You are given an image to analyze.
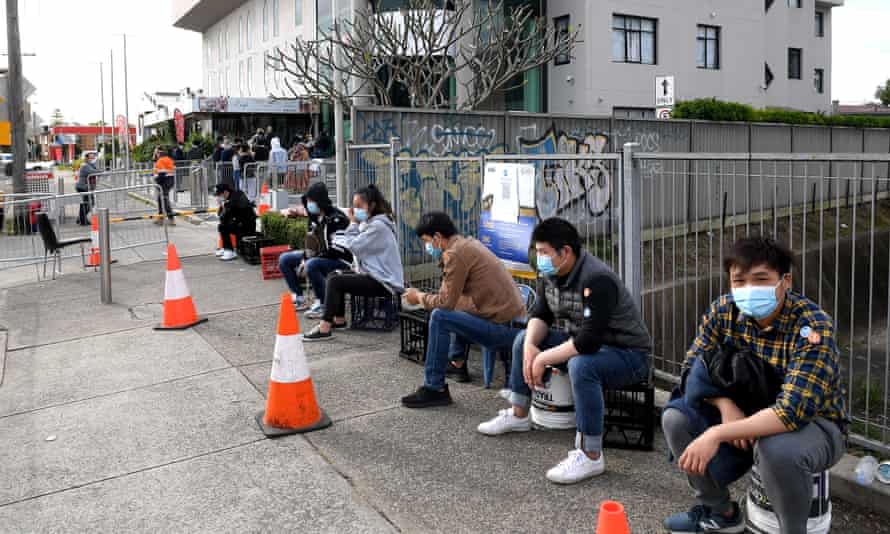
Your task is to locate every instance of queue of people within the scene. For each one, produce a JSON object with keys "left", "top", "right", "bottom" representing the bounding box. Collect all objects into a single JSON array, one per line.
[{"left": 250, "top": 177, "right": 848, "bottom": 533}]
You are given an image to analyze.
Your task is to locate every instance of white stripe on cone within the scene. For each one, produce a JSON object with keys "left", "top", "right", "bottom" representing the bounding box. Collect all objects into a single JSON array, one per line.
[
  {"left": 270, "top": 334, "right": 310, "bottom": 383},
  {"left": 91, "top": 230, "right": 98, "bottom": 248},
  {"left": 164, "top": 269, "right": 192, "bottom": 301}
]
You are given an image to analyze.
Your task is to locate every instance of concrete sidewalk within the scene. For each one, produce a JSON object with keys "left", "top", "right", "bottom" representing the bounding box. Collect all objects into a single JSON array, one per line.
[{"left": 0, "top": 240, "right": 888, "bottom": 533}]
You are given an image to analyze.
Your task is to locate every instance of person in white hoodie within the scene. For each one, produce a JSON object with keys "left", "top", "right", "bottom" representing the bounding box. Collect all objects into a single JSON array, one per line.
[
  {"left": 304, "top": 184, "right": 405, "bottom": 341},
  {"left": 269, "top": 137, "right": 288, "bottom": 187}
]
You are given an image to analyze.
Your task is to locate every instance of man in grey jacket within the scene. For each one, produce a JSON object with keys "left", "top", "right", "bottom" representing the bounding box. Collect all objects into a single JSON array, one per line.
[
  {"left": 477, "top": 218, "right": 651, "bottom": 485},
  {"left": 304, "top": 184, "right": 404, "bottom": 341},
  {"left": 76, "top": 152, "right": 100, "bottom": 225}
]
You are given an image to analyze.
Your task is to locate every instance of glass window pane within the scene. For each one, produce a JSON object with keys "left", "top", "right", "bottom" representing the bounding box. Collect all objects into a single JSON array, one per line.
[
  {"left": 641, "top": 19, "right": 654, "bottom": 32},
  {"left": 641, "top": 32, "right": 654, "bottom": 64},
  {"left": 629, "top": 32, "right": 641, "bottom": 61},
  {"left": 295, "top": 0, "right": 302, "bottom": 26},
  {"left": 273, "top": 0, "right": 280, "bottom": 36},
  {"left": 697, "top": 26, "right": 706, "bottom": 38},
  {"left": 612, "top": 30, "right": 626, "bottom": 61},
  {"left": 697, "top": 40, "right": 706, "bottom": 67},
  {"left": 612, "top": 16, "right": 624, "bottom": 30},
  {"left": 630, "top": 17, "right": 641, "bottom": 31},
  {"left": 708, "top": 27, "right": 717, "bottom": 39},
  {"left": 707, "top": 40, "right": 717, "bottom": 68}
]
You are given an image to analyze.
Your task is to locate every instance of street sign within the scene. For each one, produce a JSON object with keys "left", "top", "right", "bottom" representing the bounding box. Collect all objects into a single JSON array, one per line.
[
  {"left": 656, "top": 107, "right": 673, "bottom": 120},
  {"left": 655, "top": 76, "right": 675, "bottom": 107}
]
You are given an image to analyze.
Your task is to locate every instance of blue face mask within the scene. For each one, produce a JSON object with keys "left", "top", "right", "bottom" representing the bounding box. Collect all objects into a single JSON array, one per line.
[
  {"left": 306, "top": 201, "right": 320, "bottom": 215},
  {"left": 425, "top": 242, "right": 442, "bottom": 260},
  {"left": 536, "top": 253, "right": 562, "bottom": 278},
  {"left": 354, "top": 208, "right": 368, "bottom": 222},
  {"left": 732, "top": 280, "right": 783, "bottom": 319}
]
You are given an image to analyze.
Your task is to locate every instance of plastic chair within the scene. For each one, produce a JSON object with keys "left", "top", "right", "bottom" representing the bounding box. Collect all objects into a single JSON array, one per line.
[
  {"left": 482, "top": 283, "right": 537, "bottom": 388},
  {"left": 36, "top": 212, "right": 91, "bottom": 280}
]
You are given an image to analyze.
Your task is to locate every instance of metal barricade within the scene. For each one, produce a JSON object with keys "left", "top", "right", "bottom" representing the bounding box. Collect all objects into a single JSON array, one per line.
[
  {"left": 348, "top": 143, "right": 393, "bottom": 201},
  {"left": 1, "top": 184, "right": 168, "bottom": 275},
  {"left": 215, "top": 162, "right": 235, "bottom": 189}
]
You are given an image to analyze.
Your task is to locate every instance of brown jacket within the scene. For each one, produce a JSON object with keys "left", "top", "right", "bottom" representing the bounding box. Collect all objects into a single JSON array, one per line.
[{"left": 421, "top": 236, "right": 526, "bottom": 324}]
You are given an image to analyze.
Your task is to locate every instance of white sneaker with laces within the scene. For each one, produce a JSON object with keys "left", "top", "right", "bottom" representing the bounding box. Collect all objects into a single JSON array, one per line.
[
  {"left": 215, "top": 248, "right": 225, "bottom": 257},
  {"left": 545, "top": 449, "right": 604, "bottom": 485},
  {"left": 477, "top": 408, "right": 532, "bottom": 436},
  {"left": 221, "top": 250, "right": 237, "bottom": 261},
  {"left": 308, "top": 300, "right": 323, "bottom": 313}
]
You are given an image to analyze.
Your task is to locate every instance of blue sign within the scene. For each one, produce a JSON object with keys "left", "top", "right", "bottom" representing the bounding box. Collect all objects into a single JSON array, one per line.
[{"left": 479, "top": 211, "right": 535, "bottom": 265}]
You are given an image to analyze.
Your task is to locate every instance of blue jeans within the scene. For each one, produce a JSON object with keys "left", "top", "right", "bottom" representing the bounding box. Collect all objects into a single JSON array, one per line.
[
  {"left": 233, "top": 169, "right": 241, "bottom": 191},
  {"left": 278, "top": 250, "right": 306, "bottom": 296},
  {"left": 305, "top": 257, "right": 346, "bottom": 304},
  {"left": 424, "top": 309, "right": 523, "bottom": 390},
  {"left": 509, "top": 330, "right": 649, "bottom": 453}
]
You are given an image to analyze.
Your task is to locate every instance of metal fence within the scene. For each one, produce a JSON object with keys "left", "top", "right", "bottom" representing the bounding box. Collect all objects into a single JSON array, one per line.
[
  {"left": 348, "top": 143, "right": 395, "bottom": 200},
  {"left": 1, "top": 184, "right": 169, "bottom": 276}
]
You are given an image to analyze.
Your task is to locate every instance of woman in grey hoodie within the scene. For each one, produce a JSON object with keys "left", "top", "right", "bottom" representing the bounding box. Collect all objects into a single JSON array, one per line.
[{"left": 304, "top": 184, "right": 405, "bottom": 341}]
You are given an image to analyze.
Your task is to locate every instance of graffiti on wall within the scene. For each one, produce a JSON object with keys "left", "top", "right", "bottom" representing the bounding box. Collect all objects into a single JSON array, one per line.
[
  {"left": 359, "top": 113, "right": 506, "bottom": 157},
  {"left": 517, "top": 124, "right": 612, "bottom": 219}
]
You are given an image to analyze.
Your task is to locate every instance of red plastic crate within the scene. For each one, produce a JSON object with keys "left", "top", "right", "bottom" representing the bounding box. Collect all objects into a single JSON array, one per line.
[{"left": 260, "top": 245, "right": 290, "bottom": 280}]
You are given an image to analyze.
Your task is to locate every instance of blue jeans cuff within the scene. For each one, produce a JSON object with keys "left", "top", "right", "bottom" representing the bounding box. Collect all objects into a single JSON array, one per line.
[
  {"left": 575, "top": 432, "right": 603, "bottom": 453},
  {"left": 510, "top": 392, "right": 531, "bottom": 410}
]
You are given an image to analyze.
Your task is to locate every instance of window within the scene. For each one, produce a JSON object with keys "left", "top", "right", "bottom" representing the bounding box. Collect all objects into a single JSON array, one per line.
[
  {"left": 765, "top": 62, "right": 774, "bottom": 88},
  {"left": 815, "top": 11, "right": 825, "bottom": 37},
  {"left": 554, "top": 16, "right": 570, "bottom": 65},
  {"left": 814, "top": 68, "right": 824, "bottom": 93},
  {"left": 239, "top": 16, "right": 244, "bottom": 52},
  {"left": 263, "top": 1, "right": 269, "bottom": 41},
  {"left": 225, "top": 68, "right": 231, "bottom": 95},
  {"left": 247, "top": 10, "right": 253, "bottom": 49},
  {"left": 788, "top": 0, "right": 801, "bottom": 7},
  {"left": 696, "top": 25, "right": 720, "bottom": 69},
  {"left": 273, "top": 0, "right": 280, "bottom": 37},
  {"left": 294, "top": 0, "right": 303, "bottom": 26},
  {"left": 225, "top": 26, "right": 231, "bottom": 59},
  {"left": 206, "top": 39, "right": 212, "bottom": 65},
  {"left": 612, "top": 15, "right": 657, "bottom": 65},
  {"left": 239, "top": 60, "right": 245, "bottom": 96},
  {"left": 218, "top": 32, "right": 223, "bottom": 63},
  {"left": 788, "top": 48, "right": 802, "bottom": 79},
  {"left": 247, "top": 57, "right": 254, "bottom": 95},
  {"left": 317, "top": 0, "right": 333, "bottom": 36}
]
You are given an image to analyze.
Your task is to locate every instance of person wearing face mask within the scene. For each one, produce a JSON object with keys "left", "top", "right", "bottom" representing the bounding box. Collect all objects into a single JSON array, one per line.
[
  {"left": 661, "top": 237, "right": 847, "bottom": 534},
  {"left": 303, "top": 184, "right": 404, "bottom": 341},
  {"left": 76, "top": 151, "right": 100, "bottom": 225},
  {"left": 277, "top": 182, "right": 352, "bottom": 312},
  {"left": 399, "top": 212, "right": 526, "bottom": 407},
  {"left": 476, "top": 217, "right": 651, "bottom": 485}
]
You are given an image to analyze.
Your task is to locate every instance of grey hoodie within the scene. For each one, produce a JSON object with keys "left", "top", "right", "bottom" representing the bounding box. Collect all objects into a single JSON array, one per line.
[
  {"left": 77, "top": 160, "right": 100, "bottom": 190},
  {"left": 340, "top": 214, "right": 405, "bottom": 293}
]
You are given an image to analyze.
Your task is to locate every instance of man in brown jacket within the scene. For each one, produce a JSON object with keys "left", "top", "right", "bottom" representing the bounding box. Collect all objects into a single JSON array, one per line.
[{"left": 401, "top": 212, "right": 526, "bottom": 408}]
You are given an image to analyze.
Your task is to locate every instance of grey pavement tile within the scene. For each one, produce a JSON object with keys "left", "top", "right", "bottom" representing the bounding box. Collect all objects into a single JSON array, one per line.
[
  {"left": 0, "top": 438, "right": 397, "bottom": 534},
  {"left": 0, "top": 328, "right": 230, "bottom": 416},
  {"left": 0, "top": 368, "right": 264, "bottom": 505}
]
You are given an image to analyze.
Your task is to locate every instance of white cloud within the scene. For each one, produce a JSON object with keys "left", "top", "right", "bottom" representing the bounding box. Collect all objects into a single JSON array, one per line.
[{"left": 832, "top": 0, "right": 890, "bottom": 103}]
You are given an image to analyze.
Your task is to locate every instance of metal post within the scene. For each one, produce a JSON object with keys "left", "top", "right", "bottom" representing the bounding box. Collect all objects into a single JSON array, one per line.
[
  {"left": 99, "top": 62, "right": 106, "bottom": 159},
  {"left": 389, "top": 136, "right": 401, "bottom": 220},
  {"left": 621, "top": 142, "right": 642, "bottom": 306},
  {"left": 122, "top": 34, "right": 131, "bottom": 170},
  {"left": 98, "top": 208, "right": 112, "bottom": 303},
  {"left": 5, "top": 0, "right": 25, "bottom": 195},
  {"left": 110, "top": 50, "right": 117, "bottom": 169}
]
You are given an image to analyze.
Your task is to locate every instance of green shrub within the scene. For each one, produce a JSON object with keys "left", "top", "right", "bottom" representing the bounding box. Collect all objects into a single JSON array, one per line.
[
  {"left": 261, "top": 212, "right": 308, "bottom": 249},
  {"left": 674, "top": 98, "right": 890, "bottom": 129}
]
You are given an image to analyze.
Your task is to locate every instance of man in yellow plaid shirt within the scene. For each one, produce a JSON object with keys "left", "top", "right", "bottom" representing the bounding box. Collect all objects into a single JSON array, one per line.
[{"left": 663, "top": 236, "right": 848, "bottom": 534}]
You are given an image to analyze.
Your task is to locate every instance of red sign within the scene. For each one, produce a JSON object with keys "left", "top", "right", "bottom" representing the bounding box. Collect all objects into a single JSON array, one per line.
[
  {"left": 67, "top": 144, "right": 75, "bottom": 161},
  {"left": 174, "top": 108, "right": 185, "bottom": 144}
]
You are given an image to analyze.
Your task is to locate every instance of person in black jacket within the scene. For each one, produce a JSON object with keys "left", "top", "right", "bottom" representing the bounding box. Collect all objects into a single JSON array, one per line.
[
  {"left": 214, "top": 183, "right": 256, "bottom": 262},
  {"left": 278, "top": 182, "right": 352, "bottom": 313},
  {"left": 187, "top": 140, "right": 204, "bottom": 161},
  {"left": 211, "top": 136, "right": 225, "bottom": 163}
]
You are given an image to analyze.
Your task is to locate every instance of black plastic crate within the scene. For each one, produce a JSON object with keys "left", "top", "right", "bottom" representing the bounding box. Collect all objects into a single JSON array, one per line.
[
  {"left": 239, "top": 235, "right": 273, "bottom": 265},
  {"left": 602, "top": 383, "right": 656, "bottom": 451},
  {"left": 350, "top": 294, "right": 399, "bottom": 331},
  {"left": 399, "top": 310, "right": 428, "bottom": 363}
]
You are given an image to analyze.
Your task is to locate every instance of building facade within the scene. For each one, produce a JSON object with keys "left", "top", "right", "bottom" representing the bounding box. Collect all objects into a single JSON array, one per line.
[{"left": 173, "top": 0, "right": 842, "bottom": 117}]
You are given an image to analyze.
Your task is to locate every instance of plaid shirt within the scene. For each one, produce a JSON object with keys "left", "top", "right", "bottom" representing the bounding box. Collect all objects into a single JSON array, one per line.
[{"left": 686, "top": 291, "right": 848, "bottom": 432}]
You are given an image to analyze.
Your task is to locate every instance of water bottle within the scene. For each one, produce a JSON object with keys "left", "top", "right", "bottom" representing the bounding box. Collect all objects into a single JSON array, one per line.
[{"left": 854, "top": 455, "right": 879, "bottom": 485}]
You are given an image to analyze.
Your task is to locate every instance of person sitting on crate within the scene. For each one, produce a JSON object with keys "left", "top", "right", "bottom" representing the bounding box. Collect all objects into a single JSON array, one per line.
[
  {"left": 303, "top": 184, "right": 404, "bottom": 341},
  {"left": 661, "top": 237, "right": 848, "bottom": 534},
  {"left": 214, "top": 183, "right": 256, "bottom": 262},
  {"left": 153, "top": 150, "right": 177, "bottom": 226},
  {"left": 475, "top": 218, "right": 651, "bottom": 485},
  {"left": 399, "top": 211, "right": 527, "bottom": 407},
  {"left": 278, "top": 182, "right": 352, "bottom": 313}
]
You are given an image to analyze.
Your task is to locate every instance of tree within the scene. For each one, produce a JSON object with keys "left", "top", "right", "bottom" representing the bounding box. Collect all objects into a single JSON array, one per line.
[
  {"left": 50, "top": 108, "right": 64, "bottom": 126},
  {"left": 267, "top": 0, "right": 581, "bottom": 110},
  {"left": 876, "top": 79, "right": 890, "bottom": 107}
]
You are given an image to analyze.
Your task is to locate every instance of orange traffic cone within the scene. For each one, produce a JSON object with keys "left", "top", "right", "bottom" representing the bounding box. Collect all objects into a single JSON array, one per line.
[
  {"left": 86, "top": 214, "right": 100, "bottom": 268},
  {"left": 154, "top": 243, "right": 208, "bottom": 330},
  {"left": 257, "top": 181, "right": 270, "bottom": 216},
  {"left": 255, "top": 293, "right": 331, "bottom": 437},
  {"left": 595, "top": 501, "right": 630, "bottom": 534}
]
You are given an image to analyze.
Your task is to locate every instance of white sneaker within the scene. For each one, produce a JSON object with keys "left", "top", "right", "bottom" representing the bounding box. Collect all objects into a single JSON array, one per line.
[
  {"left": 308, "top": 299, "right": 323, "bottom": 313},
  {"left": 477, "top": 408, "right": 532, "bottom": 436},
  {"left": 305, "top": 303, "right": 325, "bottom": 319},
  {"left": 545, "top": 449, "right": 605, "bottom": 484},
  {"left": 220, "top": 250, "right": 237, "bottom": 261},
  {"left": 215, "top": 248, "right": 225, "bottom": 257},
  {"left": 498, "top": 388, "right": 511, "bottom": 401}
]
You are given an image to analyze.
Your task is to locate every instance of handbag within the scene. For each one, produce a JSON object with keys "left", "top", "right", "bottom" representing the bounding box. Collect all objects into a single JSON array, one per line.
[{"left": 702, "top": 344, "right": 783, "bottom": 415}]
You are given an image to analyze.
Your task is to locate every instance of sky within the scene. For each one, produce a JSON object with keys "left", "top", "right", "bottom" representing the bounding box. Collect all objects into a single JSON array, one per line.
[{"left": 0, "top": 0, "right": 887, "bottom": 124}]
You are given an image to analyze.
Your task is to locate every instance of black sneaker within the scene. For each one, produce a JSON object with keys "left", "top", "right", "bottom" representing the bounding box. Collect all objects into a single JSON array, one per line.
[
  {"left": 303, "top": 325, "right": 334, "bottom": 342},
  {"left": 401, "top": 385, "right": 453, "bottom": 408},
  {"left": 445, "top": 361, "right": 471, "bottom": 383}
]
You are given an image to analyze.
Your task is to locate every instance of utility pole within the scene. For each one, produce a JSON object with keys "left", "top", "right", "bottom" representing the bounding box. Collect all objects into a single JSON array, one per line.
[
  {"left": 110, "top": 49, "right": 116, "bottom": 168},
  {"left": 99, "top": 62, "right": 106, "bottom": 162},
  {"left": 332, "top": 0, "right": 346, "bottom": 207},
  {"left": 122, "top": 34, "right": 131, "bottom": 170},
  {"left": 6, "top": 0, "right": 26, "bottom": 194}
]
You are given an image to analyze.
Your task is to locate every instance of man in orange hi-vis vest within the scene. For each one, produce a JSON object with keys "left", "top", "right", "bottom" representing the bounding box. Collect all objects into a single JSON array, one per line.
[{"left": 154, "top": 149, "right": 176, "bottom": 225}]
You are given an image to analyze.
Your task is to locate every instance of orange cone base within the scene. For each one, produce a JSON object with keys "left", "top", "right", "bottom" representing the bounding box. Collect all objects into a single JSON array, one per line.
[
  {"left": 154, "top": 316, "right": 208, "bottom": 331},
  {"left": 255, "top": 409, "right": 331, "bottom": 437}
]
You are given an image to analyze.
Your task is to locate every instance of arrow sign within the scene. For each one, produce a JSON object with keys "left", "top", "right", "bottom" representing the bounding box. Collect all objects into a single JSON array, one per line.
[{"left": 655, "top": 76, "right": 675, "bottom": 107}]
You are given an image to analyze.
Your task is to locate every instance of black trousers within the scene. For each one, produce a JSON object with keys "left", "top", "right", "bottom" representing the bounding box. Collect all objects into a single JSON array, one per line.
[
  {"left": 322, "top": 272, "right": 390, "bottom": 322},
  {"left": 156, "top": 175, "right": 174, "bottom": 219},
  {"left": 76, "top": 186, "right": 93, "bottom": 225},
  {"left": 218, "top": 221, "right": 245, "bottom": 250}
]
